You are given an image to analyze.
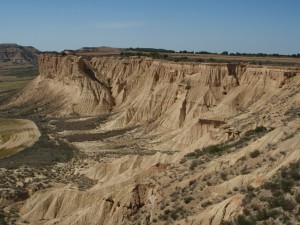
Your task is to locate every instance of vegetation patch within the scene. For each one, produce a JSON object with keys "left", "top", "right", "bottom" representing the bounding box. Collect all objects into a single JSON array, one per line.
[
  {"left": 158, "top": 206, "right": 187, "bottom": 221},
  {"left": 185, "top": 126, "right": 270, "bottom": 159},
  {"left": 222, "top": 159, "right": 300, "bottom": 224},
  {"left": 249, "top": 150, "right": 260, "bottom": 158},
  {"left": 0, "top": 67, "right": 38, "bottom": 78}
]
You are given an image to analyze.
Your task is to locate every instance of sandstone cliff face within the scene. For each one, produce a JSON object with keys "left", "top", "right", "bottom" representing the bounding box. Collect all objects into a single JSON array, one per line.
[
  {"left": 28, "top": 55, "right": 300, "bottom": 122},
  {"left": 16, "top": 153, "right": 169, "bottom": 225},
  {"left": 10, "top": 55, "right": 300, "bottom": 150},
  {"left": 5, "top": 55, "right": 300, "bottom": 225},
  {"left": 11, "top": 55, "right": 115, "bottom": 116}
]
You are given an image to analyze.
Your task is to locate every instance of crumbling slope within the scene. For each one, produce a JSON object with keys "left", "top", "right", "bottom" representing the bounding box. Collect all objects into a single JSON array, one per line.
[
  {"left": 8, "top": 55, "right": 300, "bottom": 151},
  {"left": 2, "top": 55, "right": 300, "bottom": 225}
]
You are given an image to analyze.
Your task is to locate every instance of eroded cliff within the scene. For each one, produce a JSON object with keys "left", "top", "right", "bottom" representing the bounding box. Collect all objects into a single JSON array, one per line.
[
  {"left": 9, "top": 55, "right": 300, "bottom": 151},
  {"left": 2, "top": 55, "right": 300, "bottom": 225}
]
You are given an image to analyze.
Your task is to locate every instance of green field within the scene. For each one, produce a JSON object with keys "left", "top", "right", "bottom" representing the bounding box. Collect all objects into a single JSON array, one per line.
[
  {"left": 0, "top": 66, "right": 38, "bottom": 92},
  {"left": 0, "top": 65, "right": 40, "bottom": 158}
]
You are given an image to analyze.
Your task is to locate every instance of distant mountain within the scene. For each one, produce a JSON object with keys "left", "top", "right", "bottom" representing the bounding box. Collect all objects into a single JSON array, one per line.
[{"left": 0, "top": 43, "right": 40, "bottom": 66}]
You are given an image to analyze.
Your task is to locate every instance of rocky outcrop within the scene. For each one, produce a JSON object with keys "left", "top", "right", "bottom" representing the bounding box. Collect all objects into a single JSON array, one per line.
[
  {"left": 3, "top": 55, "right": 300, "bottom": 225},
  {"left": 15, "top": 153, "right": 168, "bottom": 225},
  {"left": 8, "top": 55, "right": 300, "bottom": 150},
  {"left": 10, "top": 55, "right": 115, "bottom": 116},
  {"left": 35, "top": 56, "right": 299, "bottom": 125},
  {"left": 0, "top": 44, "right": 40, "bottom": 65}
]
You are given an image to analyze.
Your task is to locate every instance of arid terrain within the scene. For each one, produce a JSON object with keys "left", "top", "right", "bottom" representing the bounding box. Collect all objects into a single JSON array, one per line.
[
  {"left": 0, "top": 48, "right": 300, "bottom": 225},
  {"left": 0, "top": 44, "right": 39, "bottom": 67}
]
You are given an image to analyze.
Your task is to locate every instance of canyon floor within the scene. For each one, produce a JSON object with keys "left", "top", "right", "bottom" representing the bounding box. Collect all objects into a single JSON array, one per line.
[{"left": 0, "top": 54, "right": 300, "bottom": 225}]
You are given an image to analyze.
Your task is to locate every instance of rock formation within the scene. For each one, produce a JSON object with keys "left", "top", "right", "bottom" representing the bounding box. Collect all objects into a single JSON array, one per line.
[
  {"left": 0, "top": 44, "right": 40, "bottom": 66},
  {"left": 1, "top": 54, "right": 300, "bottom": 224},
  {"left": 10, "top": 55, "right": 300, "bottom": 150}
]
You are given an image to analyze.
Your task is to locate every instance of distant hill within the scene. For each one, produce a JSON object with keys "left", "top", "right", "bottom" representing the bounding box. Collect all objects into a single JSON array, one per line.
[
  {"left": 0, "top": 44, "right": 40, "bottom": 66},
  {"left": 75, "top": 46, "right": 122, "bottom": 56}
]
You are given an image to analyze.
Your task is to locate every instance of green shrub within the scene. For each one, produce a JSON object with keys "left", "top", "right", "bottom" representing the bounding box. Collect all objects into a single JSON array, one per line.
[
  {"left": 158, "top": 214, "right": 169, "bottom": 221},
  {"left": 185, "top": 149, "right": 204, "bottom": 158},
  {"left": 256, "top": 208, "right": 269, "bottom": 221},
  {"left": 246, "top": 185, "right": 255, "bottom": 192},
  {"left": 220, "top": 221, "right": 233, "bottom": 225},
  {"left": 235, "top": 215, "right": 253, "bottom": 225},
  {"left": 189, "top": 179, "right": 196, "bottom": 186},
  {"left": 201, "top": 200, "right": 212, "bottom": 207},
  {"left": 245, "top": 126, "right": 268, "bottom": 137},
  {"left": 170, "top": 210, "right": 178, "bottom": 220},
  {"left": 184, "top": 196, "right": 193, "bottom": 204},
  {"left": 220, "top": 172, "right": 228, "bottom": 180},
  {"left": 250, "top": 150, "right": 260, "bottom": 158},
  {"left": 268, "top": 209, "right": 280, "bottom": 219},
  {"left": 295, "top": 194, "right": 300, "bottom": 203},
  {"left": 203, "top": 144, "right": 228, "bottom": 154},
  {"left": 262, "top": 181, "right": 278, "bottom": 192},
  {"left": 254, "top": 126, "right": 268, "bottom": 133},
  {"left": 233, "top": 187, "right": 239, "bottom": 192},
  {"left": 280, "top": 179, "right": 294, "bottom": 193},
  {"left": 270, "top": 195, "right": 296, "bottom": 211},
  {"left": 255, "top": 208, "right": 280, "bottom": 221},
  {"left": 241, "top": 165, "right": 249, "bottom": 175},
  {"left": 150, "top": 52, "right": 160, "bottom": 58},
  {"left": 189, "top": 159, "right": 204, "bottom": 170},
  {"left": 160, "top": 207, "right": 186, "bottom": 221}
]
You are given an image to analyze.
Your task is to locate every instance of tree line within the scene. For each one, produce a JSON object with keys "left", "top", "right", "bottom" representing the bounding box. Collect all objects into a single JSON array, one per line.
[{"left": 125, "top": 48, "right": 300, "bottom": 58}]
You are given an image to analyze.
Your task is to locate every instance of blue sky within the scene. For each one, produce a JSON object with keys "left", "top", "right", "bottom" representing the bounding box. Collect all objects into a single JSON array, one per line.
[{"left": 1, "top": 0, "right": 300, "bottom": 54}]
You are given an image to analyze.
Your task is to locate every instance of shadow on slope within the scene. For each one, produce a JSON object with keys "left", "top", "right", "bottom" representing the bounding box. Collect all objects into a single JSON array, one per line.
[{"left": 0, "top": 123, "right": 76, "bottom": 169}]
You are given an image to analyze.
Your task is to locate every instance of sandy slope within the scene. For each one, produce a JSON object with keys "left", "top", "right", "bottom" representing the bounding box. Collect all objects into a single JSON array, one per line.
[
  {"left": 0, "top": 119, "right": 40, "bottom": 158},
  {"left": 1, "top": 55, "right": 300, "bottom": 224}
]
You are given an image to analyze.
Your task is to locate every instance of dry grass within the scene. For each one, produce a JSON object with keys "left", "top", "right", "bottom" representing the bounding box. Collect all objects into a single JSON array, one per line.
[
  {"left": 0, "top": 79, "right": 31, "bottom": 92},
  {"left": 0, "top": 67, "right": 38, "bottom": 92},
  {"left": 0, "top": 118, "right": 19, "bottom": 126}
]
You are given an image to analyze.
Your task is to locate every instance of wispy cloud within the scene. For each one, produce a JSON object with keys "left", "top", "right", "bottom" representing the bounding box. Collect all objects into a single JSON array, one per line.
[{"left": 92, "top": 21, "right": 144, "bottom": 29}]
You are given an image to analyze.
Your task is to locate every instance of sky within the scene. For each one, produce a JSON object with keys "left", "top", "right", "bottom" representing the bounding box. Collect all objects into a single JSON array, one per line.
[{"left": 1, "top": 0, "right": 300, "bottom": 54}]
